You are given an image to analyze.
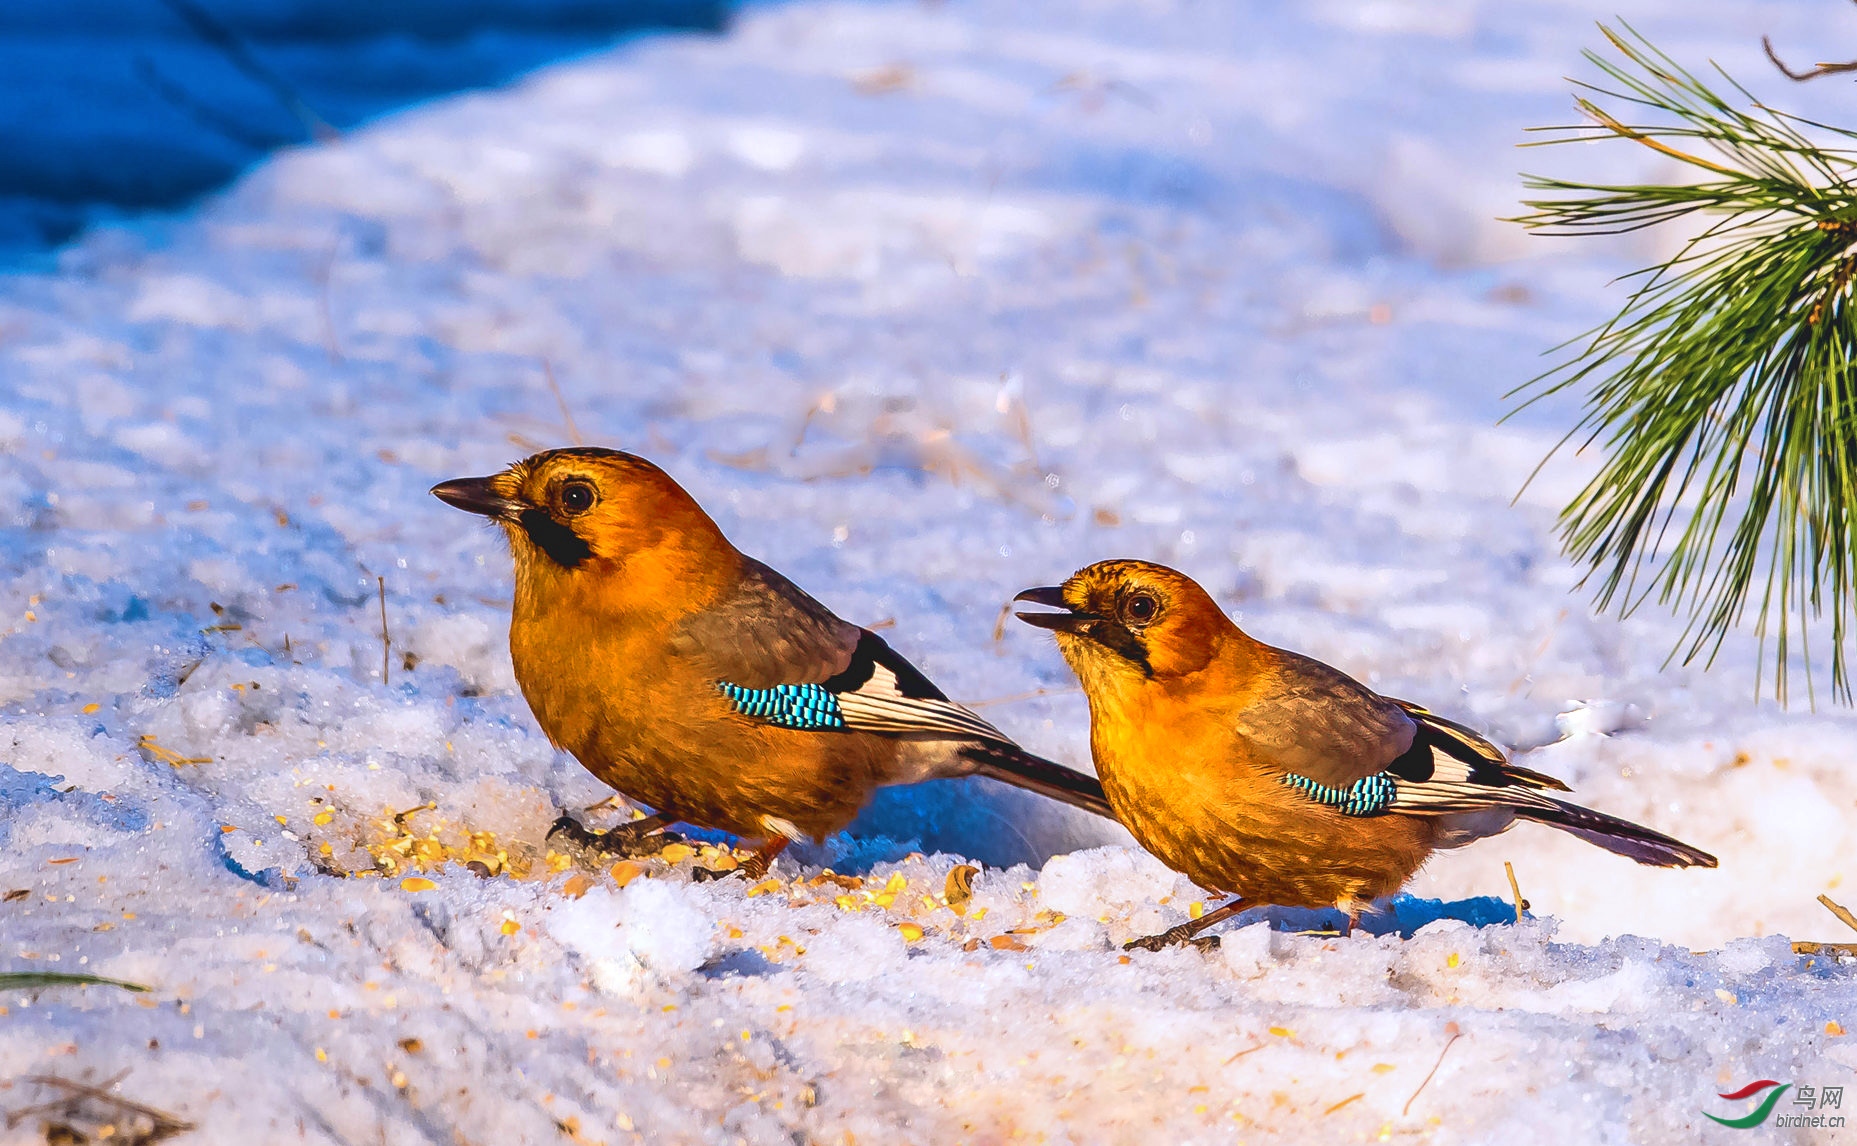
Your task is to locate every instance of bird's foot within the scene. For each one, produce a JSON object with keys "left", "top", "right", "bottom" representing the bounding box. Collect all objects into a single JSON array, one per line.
[
  {"left": 689, "top": 857, "right": 770, "bottom": 883},
  {"left": 547, "top": 813, "right": 678, "bottom": 858},
  {"left": 1124, "top": 923, "right": 1219, "bottom": 952},
  {"left": 692, "top": 838, "right": 790, "bottom": 884}
]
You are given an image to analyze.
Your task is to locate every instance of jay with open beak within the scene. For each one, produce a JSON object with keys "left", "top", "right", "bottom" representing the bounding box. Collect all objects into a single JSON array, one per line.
[{"left": 1015, "top": 559, "right": 1715, "bottom": 950}]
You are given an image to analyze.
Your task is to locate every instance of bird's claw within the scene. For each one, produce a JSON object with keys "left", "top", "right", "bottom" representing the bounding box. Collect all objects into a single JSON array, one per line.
[
  {"left": 1123, "top": 924, "right": 1221, "bottom": 953},
  {"left": 691, "top": 852, "right": 777, "bottom": 883},
  {"left": 547, "top": 814, "right": 678, "bottom": 858},
  {"left": 1125, "top": 923, "right": 1219, "bottom": 952}
]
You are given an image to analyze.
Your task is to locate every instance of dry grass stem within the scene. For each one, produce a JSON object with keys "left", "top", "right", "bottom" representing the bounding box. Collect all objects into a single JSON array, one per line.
[
  {"left": 6, "top": 1074, "right": 191, "bottom": 1144},
  {"left": 1818, "top": 893, "right": 1857, "bottom": 935},
  {"left": 1403, "top": 1025, "right": 1463, "bottom": 1117},
  {"left": 542, "top": 358, "right": 584, "bottom": 446},
  {"left": 1504, "top": 861, "right": 1530, "bottom": 924},
  {"left": 136, "top": 734, "right": 210, "bottom": 767},
  {"left": 990, "top": 600, "right": 1015, "bottom": 643},
  {"left": 962, "top": 685, "right": 1080, "bottom": 710},
  {"left": 1222, "top": 1042, "right": 1266, "bottom": 1065},
  {"left": 720, "top": 393, "right": 1064, "bottom": 514},
  {"left": 1763, "top": 28, "right": 1857, "bottom": 82},
  {"left": 1793, "top": 940, "right": 1857, "bottom": 956},
  {"left": 314, "top": 234, "right": 343, "bottom": 364},
  {"left": 377, "top": 575, "right": 390, "bottom": 687},
  {"left": 392, "top": 801, "right": 436, "bottom": 826}
]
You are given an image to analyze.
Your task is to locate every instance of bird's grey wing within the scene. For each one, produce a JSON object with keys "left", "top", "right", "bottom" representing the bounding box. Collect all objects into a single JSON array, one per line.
[
  {"left": 1232, "top": 648, "right": 1417, "bottom": 786},
  {"left": 1236, "top": 647, "right": 1576, "bottom": 818},
  {"left": 674, "top": 557, "right": 1009, "bottom": 743},
  {"left": 672, "top": 557, "right": 863, "bottom": 687}
]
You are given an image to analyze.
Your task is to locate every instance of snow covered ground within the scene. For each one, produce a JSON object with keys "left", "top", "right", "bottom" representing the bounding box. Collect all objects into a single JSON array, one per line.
[{"left": 7, "top": 0, "right": 1857, "bottom": 1141}]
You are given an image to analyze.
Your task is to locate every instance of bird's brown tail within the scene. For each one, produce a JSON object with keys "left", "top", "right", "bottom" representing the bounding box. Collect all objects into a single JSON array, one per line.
[
  {"left": 958, "top": 742, "right": 1114, "bottom": 820},
  {"left": 1515, "top": 798, "right": 1718, "bottom": 869}
]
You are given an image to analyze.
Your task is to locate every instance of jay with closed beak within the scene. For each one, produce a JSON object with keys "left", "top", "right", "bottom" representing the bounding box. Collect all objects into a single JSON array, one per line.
[{"left": 433, "top": 447, "right": 1111, "bottom": 878}]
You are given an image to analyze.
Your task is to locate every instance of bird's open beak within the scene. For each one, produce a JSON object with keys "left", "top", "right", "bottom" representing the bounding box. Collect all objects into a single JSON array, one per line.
[
  {"left": 431, "top": 476, "right": 520, "bottom": 521},
  {"left": 1012, "top": 586, "right": 1097, "bottom": 633}
]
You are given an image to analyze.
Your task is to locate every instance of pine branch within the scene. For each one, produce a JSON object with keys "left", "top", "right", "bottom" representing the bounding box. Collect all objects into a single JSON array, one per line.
[{"left": 1511, "top": 23, "right": 1857, "bottom": 704}]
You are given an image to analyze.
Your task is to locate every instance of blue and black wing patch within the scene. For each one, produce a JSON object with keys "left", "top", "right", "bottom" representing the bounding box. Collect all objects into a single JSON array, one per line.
[
  {"left": 1279, "top": 772, "right": 1397, "bottom": 816},
  {"left": 717, "top": 682, "right": 846, "bottom": 730},
  {"left": 721, "top": 631, "right": 1008, "bottom": 743}
]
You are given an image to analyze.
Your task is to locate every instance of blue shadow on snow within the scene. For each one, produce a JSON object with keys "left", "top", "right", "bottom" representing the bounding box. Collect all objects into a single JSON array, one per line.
[{"left": 0, "top": 0, "right": 732, "bottom": 264}]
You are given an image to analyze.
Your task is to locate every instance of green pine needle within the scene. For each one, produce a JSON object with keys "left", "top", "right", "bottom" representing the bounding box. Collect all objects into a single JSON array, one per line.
[
  {"left": 0, "top": 970, "right": 150, "bottom": 992},
  {"left": 1511, "top": 22, "right": 1857, "bottom": 704}
]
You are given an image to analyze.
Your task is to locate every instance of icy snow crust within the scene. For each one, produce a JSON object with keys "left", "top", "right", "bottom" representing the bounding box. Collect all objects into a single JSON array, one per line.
[{"left": 7, "top": 0, "right": 1857, "bottom": 1141}]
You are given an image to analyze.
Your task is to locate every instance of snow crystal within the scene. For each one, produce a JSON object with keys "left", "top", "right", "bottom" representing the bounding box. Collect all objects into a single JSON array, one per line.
[{"left": 551, "top": 880, "right": 715, "bottom": 995}]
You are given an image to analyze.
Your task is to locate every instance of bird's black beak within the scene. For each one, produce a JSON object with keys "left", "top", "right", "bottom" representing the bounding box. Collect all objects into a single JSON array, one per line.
[
  {"left": 1013, "top": 586, "right": 1097, "bottom": 632},
  {"left": 431, "top": 476, "right": 520, "bottom": 521}
]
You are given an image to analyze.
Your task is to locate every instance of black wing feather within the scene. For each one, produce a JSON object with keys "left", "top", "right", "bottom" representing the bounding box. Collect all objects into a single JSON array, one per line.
[{"left": 821, "top": 631, "right": 947, "bottom": 700}]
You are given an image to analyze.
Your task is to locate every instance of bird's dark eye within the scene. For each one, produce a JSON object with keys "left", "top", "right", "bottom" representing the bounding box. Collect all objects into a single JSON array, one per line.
[
  {"left": 559, "top": 481, "right": 596, "bottom": 515},
  {"left": 1125, "top": 592, "right": 1159, "bottom": 626}
]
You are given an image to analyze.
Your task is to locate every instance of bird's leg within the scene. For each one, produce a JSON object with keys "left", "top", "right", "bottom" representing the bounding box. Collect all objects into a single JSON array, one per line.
[
  {"left": 547, "top": 810, "right": 678, "bottom": 857},
  {"left": 1124, "top": 897, "right": 1249, "bottom": 952},
  {"left": 694, "top": 837, "right": 790, "bottom": 883},
  {"left": 740, "top": 837, "right": 790, "bottom": 881}
]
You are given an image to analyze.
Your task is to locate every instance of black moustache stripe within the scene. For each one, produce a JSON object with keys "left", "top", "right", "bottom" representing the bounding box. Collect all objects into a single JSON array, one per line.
[
  {"left": 1085, "top": 618, "right": 1152, "bottom": 677},
  {"left": 519, "top": 508, "right": 592, "bottom": 569}
]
